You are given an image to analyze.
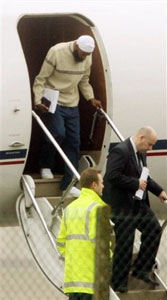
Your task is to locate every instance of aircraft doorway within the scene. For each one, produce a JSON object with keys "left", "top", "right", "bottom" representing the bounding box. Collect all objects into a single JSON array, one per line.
[{"left": 17, "top": 13, "right": 108, "bottom": 175}]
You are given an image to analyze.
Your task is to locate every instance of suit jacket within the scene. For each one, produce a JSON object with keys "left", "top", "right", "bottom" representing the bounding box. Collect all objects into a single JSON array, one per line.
[{"left": 102, "top": 138, "right": 163, "bottom": 213}]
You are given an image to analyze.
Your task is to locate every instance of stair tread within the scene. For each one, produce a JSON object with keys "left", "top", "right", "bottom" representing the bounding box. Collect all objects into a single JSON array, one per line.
[
  {"left": 34, "top": 177, "right": 63, "bottom": 183},
  {"left": 116, "top": 290, "right": 167, "bottom": 300},
  {"left": 113, "top": 273, "right": 167, "bottom": 300}
]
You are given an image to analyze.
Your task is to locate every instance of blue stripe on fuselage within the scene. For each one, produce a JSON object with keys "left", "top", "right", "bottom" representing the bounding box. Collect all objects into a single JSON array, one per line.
[{"left": 0, "top": 149, "right": 27, "bottom": 160}]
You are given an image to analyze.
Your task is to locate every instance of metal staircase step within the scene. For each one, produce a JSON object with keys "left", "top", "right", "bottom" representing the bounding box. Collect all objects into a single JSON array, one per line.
[
  {"left": 33, "top": 174, "right": 63, "bottom": 197},
  {"left": 116, "top": 275, "right": 167, "bottom": 300},
  {"left": 117, "top": 290, "right": 167, "bottom": 300}
]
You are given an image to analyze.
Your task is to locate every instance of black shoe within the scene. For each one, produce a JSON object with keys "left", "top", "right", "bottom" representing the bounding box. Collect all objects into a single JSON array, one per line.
[
  {"left": 112, "top": 285, "right": 128, "bottom": 293},
  {"left": 131, "top": 272, "right": 159, "bottom": 286}
]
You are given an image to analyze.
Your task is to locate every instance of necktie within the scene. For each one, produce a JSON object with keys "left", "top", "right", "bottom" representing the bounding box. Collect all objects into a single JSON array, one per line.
[
  {"left": 136, "top": 151, "right": 146, "bottom": 199},
  {"left": 136, "top": 151, "right": 142, "bottom": 169}
]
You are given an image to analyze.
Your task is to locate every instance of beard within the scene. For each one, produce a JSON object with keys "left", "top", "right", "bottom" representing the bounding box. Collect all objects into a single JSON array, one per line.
[{"left": 73, "top": 49, "right": 84, "bottom": 62}]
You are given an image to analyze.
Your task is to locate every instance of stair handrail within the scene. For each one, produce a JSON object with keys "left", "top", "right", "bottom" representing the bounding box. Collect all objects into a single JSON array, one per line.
[
  {"left": 32, "top": 110, "right": 80, "bottom": 181},
  {"left": 33, "top": 110, "right": 167, "bottom": 232},
  {"left": 21, "top": 175, "right": 61, "bottom": 257},
  {"left": 99, "top": 108, "right": 125, "bottom": 142}
]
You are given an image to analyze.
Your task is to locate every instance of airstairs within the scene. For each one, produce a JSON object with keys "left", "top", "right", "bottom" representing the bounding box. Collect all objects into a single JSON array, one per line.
[{"left": 17, "top": 109, "right": 167, "bottom": 300}]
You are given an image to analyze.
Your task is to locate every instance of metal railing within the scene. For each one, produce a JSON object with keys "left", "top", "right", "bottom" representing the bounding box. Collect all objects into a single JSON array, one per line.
[
  {"left": 32, "top": 110, "right": 81, "bottom": 214},
  {"left": 99, "top": 108, "right": 124, "bottom": 142},
  {"left": 89, "top": 108, "right": 124, "bottom": 143},
  {"left": 32, "top": 110, "right": 80, "bottom": 181},
  {"left": 21, "top": 175, "right": 60, "bottom": 257},
  {"left": 32, "top": 108, "right": 124, "bottom": 186}
]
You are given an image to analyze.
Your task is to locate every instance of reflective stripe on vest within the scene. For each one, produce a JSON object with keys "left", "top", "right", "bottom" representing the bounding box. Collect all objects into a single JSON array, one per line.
[
  {"left": 64, "top": 202, "right": 98, "bottom": 243},
  {"left": 64, "top": 281, "right": 94, "bottom": 289}
]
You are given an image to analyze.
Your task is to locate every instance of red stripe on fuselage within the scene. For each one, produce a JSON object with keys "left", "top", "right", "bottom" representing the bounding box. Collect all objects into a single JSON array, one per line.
[
  {"left": 147, "top": 152, "right": 167, "bottom": 156},
  {"left": 0, "top": 160, "right": 25, "bottom": 165}
]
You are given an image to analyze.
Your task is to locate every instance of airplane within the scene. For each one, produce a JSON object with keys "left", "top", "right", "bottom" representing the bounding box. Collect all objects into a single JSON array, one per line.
[{"left": 0, "top": 0, "right": 167, "bottom": 299}]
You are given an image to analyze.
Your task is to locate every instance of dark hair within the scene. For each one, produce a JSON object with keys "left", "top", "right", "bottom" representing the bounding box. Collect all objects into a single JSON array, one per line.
[{"left": 80, "top": 167, "right": 101, "bottom": 188}]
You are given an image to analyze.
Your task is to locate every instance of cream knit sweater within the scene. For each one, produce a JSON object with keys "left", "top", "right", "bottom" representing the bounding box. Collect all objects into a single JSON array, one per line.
[{"left": 33, "top": 41, "right": 95, "bottom": 107}]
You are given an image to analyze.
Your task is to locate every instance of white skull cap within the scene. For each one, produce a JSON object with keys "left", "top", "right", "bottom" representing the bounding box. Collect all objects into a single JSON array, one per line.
[{"left": 76, "top": 35, "right": 95, "bottom": 53}]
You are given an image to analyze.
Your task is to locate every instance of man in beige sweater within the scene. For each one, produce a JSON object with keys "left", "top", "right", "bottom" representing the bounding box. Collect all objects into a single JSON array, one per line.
[{"left": 33, "top": 35, "right": 102, "bottom": 191}]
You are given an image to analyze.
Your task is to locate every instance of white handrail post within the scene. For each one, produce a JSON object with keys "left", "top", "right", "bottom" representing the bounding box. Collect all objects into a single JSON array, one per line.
[
  {"left": 21, "top": 175, "right": 60, "bottom": 257},
  {"left": 99, "top": 108, "right": 124, "bottom": 142}
]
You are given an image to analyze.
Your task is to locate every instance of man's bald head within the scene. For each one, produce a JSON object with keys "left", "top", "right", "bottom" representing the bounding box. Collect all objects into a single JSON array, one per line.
[{"left": 133, "top": 126, "right": 157, "bottom": 152}]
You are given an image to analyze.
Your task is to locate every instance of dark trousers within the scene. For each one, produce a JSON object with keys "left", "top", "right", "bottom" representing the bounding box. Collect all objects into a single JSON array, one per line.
[
  {"left": 69, "top": 293, "right": 93, "bottom": 300},
  {"left": 111, "top": 205, "right": 162, "bottom": 288},
  {"left": 39, "top": 105, "right": 80, "bottom": 190}
]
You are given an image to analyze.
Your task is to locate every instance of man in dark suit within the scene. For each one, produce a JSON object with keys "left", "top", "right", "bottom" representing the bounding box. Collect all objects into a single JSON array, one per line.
[{"left": 102, "top": 126, "right": 167, "bottom": 293}]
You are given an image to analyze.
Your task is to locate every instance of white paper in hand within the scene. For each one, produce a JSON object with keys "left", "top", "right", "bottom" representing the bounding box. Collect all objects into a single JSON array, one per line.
[
  {"left": 43, "top": 88, "right": 59, "bottom": 113},
  {"left": 135, "top": 167, "right": 149, "bottom": 200}
]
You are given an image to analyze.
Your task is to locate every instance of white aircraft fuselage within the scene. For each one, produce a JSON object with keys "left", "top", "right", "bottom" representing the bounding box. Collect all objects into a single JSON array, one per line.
[{"left": 0, "top": 0, "right": 167, "bottom": 225}]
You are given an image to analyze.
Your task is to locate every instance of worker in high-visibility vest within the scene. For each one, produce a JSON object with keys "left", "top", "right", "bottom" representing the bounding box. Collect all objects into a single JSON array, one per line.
[{"left": 57, "top": 167, "right": 110, "bottom": 300}]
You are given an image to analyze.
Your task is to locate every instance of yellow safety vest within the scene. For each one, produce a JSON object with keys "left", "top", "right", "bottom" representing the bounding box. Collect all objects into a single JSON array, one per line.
[{"left": 56, "top": 188, "right": 108, "bottom": 294}]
